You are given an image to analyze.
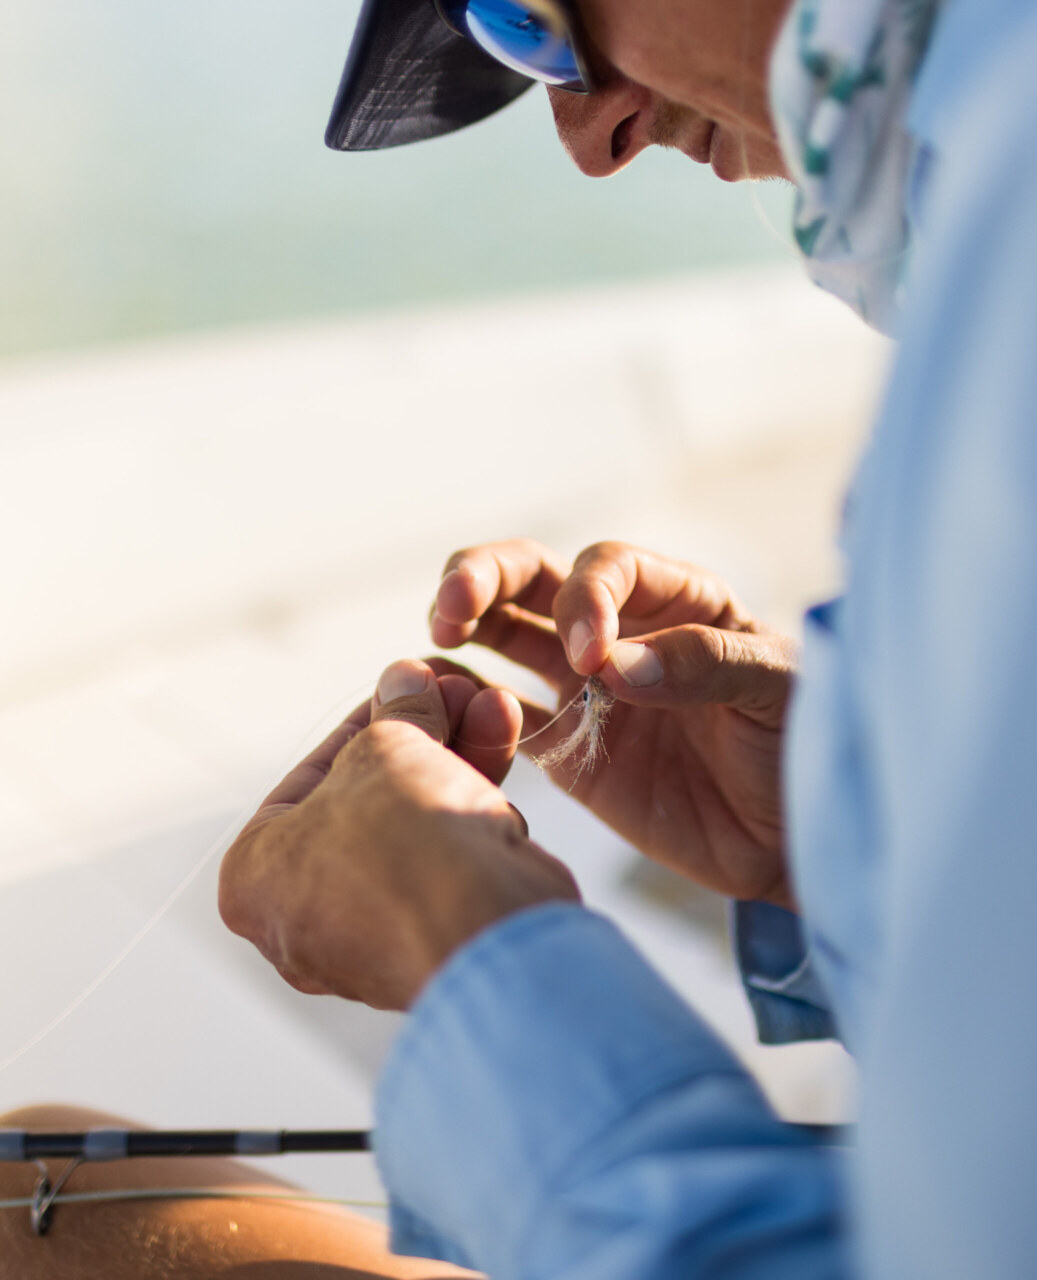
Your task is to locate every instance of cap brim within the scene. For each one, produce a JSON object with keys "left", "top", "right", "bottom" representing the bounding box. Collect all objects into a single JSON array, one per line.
[{"left": 325, "top": 0, "right": 535, "bottom": 151}]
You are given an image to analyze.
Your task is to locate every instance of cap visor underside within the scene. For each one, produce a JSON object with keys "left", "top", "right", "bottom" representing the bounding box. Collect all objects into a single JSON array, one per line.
[{"left": 325, "top": 0, "right": 535, "bottom": 151}]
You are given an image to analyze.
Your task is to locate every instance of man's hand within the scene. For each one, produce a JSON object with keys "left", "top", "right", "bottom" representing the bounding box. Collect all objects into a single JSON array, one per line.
[
  {"left": 219, "top": 660, "right": 581, "bottom": 1011},
  {"left": 431, "top": 539, "right": 796, "bottom": 909}
]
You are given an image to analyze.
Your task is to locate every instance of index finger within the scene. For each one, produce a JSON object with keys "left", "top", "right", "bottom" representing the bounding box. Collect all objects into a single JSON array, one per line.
[
  {"left": 432, "top": 539, "right": 572, "bottom": 645},
  {"left": 555, "top": 542, "right": 753, "bottom": 675}
]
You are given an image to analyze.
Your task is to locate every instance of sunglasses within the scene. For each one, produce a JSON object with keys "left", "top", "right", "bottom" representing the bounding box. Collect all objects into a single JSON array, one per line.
[{"left": 433, "top": 0, "right": 595, "bottom": 93}]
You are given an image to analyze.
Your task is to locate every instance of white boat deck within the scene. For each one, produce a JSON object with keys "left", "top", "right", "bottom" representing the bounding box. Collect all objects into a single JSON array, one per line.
[{"left": 0, "top": 266, "right": 887, "bottom": 1208}]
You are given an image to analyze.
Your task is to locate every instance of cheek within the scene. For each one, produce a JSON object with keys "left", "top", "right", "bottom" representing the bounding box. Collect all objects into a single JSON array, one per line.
[
  {"left": 580, "top": 0, "right": 713, "bottom": 105},
  {"left": 605, "top": 36, "right": 689, "bottom": 103}
]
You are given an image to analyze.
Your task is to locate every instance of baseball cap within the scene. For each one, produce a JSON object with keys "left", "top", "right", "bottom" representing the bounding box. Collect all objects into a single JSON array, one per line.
[{"left": 325, "top": 0, "right": 536, "bottom": 152}]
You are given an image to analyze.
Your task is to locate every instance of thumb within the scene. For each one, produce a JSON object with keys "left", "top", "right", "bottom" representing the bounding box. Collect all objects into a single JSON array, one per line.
[
  {"left": 371, "top": 659, "right": 451, "bottom": 744},
  {"left": 598, "top": 624, "right": 795, "bottom": 725}
]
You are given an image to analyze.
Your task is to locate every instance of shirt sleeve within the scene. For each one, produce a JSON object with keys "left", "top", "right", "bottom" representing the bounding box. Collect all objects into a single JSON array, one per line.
[
  {"left": 825, "top": 7, "right": 1037, "bottom": 1274},
  {"left": 374, "top": 904, "right": 853, "bottom": 1280}
]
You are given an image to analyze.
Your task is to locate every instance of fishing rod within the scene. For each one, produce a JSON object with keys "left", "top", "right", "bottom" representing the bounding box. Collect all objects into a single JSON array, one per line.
[
  {"left": 2, "top": 1122, "right": 854, "bottom": 1237},
  {"left": 0, "top": 1126, "right": 371, "bottom": 1235}
]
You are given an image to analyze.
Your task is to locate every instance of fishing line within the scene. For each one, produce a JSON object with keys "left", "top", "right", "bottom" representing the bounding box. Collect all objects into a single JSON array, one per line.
[
  {"left": 0, "top": 678, "right": 378, "bottom": 1080},
  {"left": 0, "top": 667, "right": 609, "bottom": 1078},
  {"left": 0, "top": 1187, "right": 388, "bottom": 1214},
  {"left": 514, "top": 688, "right": 584, "bottom": 747},
  {"left": 528, "top": 677, "right": 614, "bottom": 782},
  {"left": 452, "top": 678, "right": 599, "bottom": 750},
  {"left": 0, "top": 813, "right": 236, "bottom": 1078},
  {"left": 450, "top": 676, "right": 617, "bottom": 785},
  {"left": 747, "top": 178, "right": 798, "bottom": 256}
]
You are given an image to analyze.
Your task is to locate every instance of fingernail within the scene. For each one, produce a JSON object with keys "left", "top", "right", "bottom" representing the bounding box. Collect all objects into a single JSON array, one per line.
[
  {"left": 610, "top": 642, "right": 663, "bottom": 687},
  {"left": 377, "top": 663, "right": 430, "bottom": 704},
  {"left": 569, "top": 620, "right": 595, "bottom": 664}
]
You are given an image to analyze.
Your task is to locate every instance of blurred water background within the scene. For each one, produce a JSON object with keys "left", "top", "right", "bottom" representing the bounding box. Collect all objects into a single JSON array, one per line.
[{"left": 0, "top": 0, "right": 795, "bottom": 361}]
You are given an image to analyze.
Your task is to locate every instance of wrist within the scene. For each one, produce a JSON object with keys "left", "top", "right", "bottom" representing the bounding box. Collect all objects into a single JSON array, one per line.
[{"left": 407, "top": 828, "right": 581, "bottom": 1006}]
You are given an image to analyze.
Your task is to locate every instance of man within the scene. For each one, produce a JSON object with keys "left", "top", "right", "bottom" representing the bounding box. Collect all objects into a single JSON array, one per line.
[
  {"left": 9, "top": 0, "right": 1037, "bottom": 1274},
  {"left": 324, "top": 0, "right": 790, "bottom": 181},
  {"left": 229, "top": 0, "right": 1037, "bottom": 1275}
]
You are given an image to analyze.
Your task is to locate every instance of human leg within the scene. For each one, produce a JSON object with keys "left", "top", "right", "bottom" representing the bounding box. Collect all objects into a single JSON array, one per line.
[{"left": 0, "top": 1104, "right": 478, "bottom": 1280}]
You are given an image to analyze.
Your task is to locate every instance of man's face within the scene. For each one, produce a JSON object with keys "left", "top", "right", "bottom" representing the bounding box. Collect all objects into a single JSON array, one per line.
[{"left": 547, "top": 0, "right": 792, "bottom": 181}]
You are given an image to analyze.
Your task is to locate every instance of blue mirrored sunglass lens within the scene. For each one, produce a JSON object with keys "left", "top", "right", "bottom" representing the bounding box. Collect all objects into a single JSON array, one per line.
[{"left": 448, "top": 0, "right": 583, "bottom": 87}]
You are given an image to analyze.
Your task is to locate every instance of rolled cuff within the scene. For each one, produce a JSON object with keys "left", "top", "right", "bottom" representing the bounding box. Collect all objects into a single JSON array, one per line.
[{"left": 733, "top": 901, "right": 839, "bottom": 1045}]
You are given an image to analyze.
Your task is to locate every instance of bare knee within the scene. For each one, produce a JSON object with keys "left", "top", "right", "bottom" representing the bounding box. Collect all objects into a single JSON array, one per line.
[
  {"left": 0, "top": 1102, "right": 133, "bottom": 1204},
  {"left": 0, "top": 1102, "right": 477, "bottom": 1279},
  {"left": 1, "top": 1101, "right": 128, "bottom": 1128}
]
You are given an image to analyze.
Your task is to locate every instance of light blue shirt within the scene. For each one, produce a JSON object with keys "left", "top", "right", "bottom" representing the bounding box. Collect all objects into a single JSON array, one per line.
[{"left": 374, "top": 1, "right": 1037, "bottom": 1275}]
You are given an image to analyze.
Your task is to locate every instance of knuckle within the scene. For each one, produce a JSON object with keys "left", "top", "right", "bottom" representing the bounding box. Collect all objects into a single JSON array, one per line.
[
  {"left": 361, "top": 716, "right": 428, "bottom": 756},
  {"left": 350, "top": 718, "right": 395, "bottom": 756},
  {"left": 766, "top": 631, "right": 799, "bottom": 671},
  {"left": 375, "top": 710, "right": 430, "bottom": 736},
  {"left": 506, "top": 536, "right": 547, "bottom": 557},
  {"left": 217, "top": 841, "right": 254, "bottom": 935},
  {"left": 572, "top": 541, "right": 634, "bottom": 602},
  {"left": 217, "top": 817, "right": 285, "bottom": 935},
  {"left": 216, "top": 875, "right": 243, "bottom": 934},
  {"left": 683, "top": 623, "right": 728, "bottom": 673},
  {"left": 445, "top": 538, "right": 540, "bottom": 574},
  {"left": 575, "top": 539, "right": 625, "bottom": 569}
]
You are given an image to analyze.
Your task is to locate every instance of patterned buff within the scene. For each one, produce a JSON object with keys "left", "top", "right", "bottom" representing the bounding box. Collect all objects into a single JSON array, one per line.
[{"left": 770, "top": 0, "right": 941, "bottom": 335}]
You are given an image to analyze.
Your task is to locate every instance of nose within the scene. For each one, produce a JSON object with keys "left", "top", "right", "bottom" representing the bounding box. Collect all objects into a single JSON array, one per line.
[{"left": 546, "top": 74, "right": 656, "bottom": 177}]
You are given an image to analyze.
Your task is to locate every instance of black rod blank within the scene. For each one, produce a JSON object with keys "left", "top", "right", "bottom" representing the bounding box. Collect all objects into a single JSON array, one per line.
[{"left": 0, "top": 1128, "right": 371, "bottom": 1163}]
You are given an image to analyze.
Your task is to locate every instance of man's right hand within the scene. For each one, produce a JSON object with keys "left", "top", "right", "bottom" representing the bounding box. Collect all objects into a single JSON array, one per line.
[{"left": 430, "top": 538, "right": 797, "bottom": 910}]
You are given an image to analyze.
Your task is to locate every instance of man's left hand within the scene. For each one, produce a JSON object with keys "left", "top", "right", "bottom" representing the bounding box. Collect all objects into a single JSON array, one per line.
[{"left": 218, "top": 660, "right": 581, "bottom": 1011}]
